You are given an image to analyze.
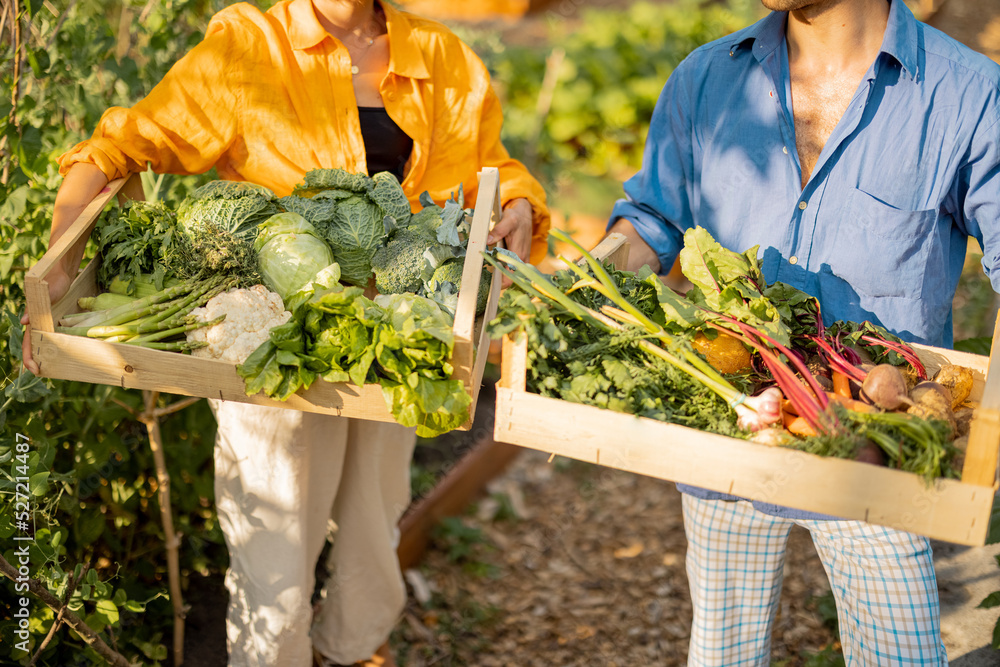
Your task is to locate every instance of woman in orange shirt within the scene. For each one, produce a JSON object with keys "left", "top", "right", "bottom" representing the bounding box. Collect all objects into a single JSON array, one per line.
[{"left": 22, "top": 1, "right": 549, "bottom": 665}]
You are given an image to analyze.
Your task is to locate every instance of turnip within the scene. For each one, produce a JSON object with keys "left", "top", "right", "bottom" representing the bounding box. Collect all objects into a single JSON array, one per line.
[
  {"left": 933, "top": 364, "right": 975, "bottom": 411},
  {"left": 909, "top": 381, "right": 951, "bottom": 408},
  {"left": 906, "top": 381, "right": 956, "bottom": 438},
  {"left": 860, "top": 364, "right": 911, "bottom": 411}
]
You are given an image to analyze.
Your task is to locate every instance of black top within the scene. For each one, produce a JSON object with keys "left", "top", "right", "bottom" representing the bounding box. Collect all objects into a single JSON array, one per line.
[{"left": 358, "top": 106, "right": 413, "bottom": 182}]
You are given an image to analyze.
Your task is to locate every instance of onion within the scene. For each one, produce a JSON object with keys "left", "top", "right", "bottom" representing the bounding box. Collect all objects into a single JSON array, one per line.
[{"left": 735, "top": 387, "right": 783, "bottom": 432}]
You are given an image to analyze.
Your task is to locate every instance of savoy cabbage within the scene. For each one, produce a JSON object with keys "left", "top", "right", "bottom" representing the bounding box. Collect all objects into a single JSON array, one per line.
[{"left": 177, "top": 180, "right": 281, "bottom": 240}]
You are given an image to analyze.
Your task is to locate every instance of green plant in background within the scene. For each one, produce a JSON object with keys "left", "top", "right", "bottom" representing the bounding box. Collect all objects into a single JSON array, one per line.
[
  {"left": 456, "top": 0, "right": 762, "bottom": 185},
  {"left": 1, "top": 1, "right": 243, "bottom": 663},
  {"left": 430, "top": 516, "right": 497, "bottom": 577}
]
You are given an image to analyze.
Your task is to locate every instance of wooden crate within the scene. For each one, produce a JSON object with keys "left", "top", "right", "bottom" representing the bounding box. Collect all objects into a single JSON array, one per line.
[
  {"left": 494, "top": 235, "right": 1000, "bottom": 545},
  {"left": 25, "top": 168, "right": 506, "bottom": 429}
]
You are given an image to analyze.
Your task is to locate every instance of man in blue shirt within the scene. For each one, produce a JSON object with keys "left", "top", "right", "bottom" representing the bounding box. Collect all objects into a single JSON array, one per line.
[{"left": 609, "top": 0, "right": 1000, "bottom": 664}]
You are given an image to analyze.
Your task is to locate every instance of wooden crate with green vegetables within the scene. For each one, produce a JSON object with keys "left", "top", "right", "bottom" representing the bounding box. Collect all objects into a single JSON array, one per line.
[
  {"left": 493, "top": 233, "right": 1000, "bottom": 546},
  {"left": 25, "top": 168, "right": 505, "bottom": 434}
]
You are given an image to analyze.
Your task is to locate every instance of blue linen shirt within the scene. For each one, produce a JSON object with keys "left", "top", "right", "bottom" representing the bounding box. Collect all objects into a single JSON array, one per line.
[{"left": 609, "top": 0, "right": 1000, "bottom": 519}]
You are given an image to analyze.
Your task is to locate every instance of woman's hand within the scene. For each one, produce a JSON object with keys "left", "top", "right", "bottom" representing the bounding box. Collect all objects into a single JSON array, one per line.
[
  {"left": 20, "top": 163, "right": 110, "bottom": 375},
  {"left": 487, "top": 198, "right": 533, "bottom": 262}
]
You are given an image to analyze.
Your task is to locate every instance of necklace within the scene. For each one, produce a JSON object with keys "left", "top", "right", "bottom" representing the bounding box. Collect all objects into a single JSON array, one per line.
[{"left": 344, "top": 8, "right": 384, "bottom": 76}]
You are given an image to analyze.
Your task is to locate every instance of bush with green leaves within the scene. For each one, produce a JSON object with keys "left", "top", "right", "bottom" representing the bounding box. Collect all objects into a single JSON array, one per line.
[{"left": 1, "top": 1, "right": 245, "bottom": 663}]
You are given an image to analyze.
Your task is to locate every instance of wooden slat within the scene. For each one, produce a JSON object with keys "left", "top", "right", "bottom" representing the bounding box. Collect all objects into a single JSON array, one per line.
[
  {"left": 469, "top": 265, "right": 503, "bottom": 409},
  {"left": 31, "top": 329, "right": 401, "bottom": 422},
  {"left": 494, "top": 386, "right": 995, "bottom": 546},
  {"left": 51, "top": 260, "right": 98, "bottom": 326},
  {"left": 586, "top": 232, "right": 630, "bottom": 269},
  {"left": 25, "top": 177, "right": 132, "bottom": 333},
  {"left": 963, "top": 410, "right": 1000, "bottom": 486},
  {"left": 452, "top": 167, "right": 500, "bottom": 391},
  {"left": 979, "top": 311, "right": 1000, "bottom": 410},
  {"left": 960, "top": 311, "right": 1000, "bottom": 486},
  {"left": 500, "top": 333, "right": 527, "bottom": 392}
]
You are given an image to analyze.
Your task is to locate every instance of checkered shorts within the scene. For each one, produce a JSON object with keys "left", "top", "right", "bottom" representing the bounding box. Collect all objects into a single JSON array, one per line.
[{"left": 682, "top": 495, "right": 948, "bottom": 666}]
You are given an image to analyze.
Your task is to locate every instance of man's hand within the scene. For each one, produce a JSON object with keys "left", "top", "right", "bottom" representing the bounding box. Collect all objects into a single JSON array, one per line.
[
  {"left": 487, "top": 198, "right": 533, "bottom": 262},
  {"left": 21, "top": 267, "right": 73, "bottom": 375}
]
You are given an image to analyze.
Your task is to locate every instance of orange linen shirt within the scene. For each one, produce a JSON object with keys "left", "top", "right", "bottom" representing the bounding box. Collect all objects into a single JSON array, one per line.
[{"left": 59, "top": 0, "right": 550, "bottom": 262}]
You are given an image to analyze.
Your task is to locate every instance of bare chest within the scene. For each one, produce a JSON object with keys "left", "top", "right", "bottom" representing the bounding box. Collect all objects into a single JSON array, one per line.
[{"left": 791, "top": 74, "right": 861, "bottom": 187}]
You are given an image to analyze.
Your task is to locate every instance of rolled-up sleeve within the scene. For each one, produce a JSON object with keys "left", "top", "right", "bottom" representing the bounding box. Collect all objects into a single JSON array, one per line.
[
  {"left": 477, "top": 80, "right": 550, "bottom": 265},
  {"left": 58, "top": 13, "right": 243, "bottom": 180},
  {"left": 608, "top": 64, "right": 694, "bottom": 272},
  {"left": 958, "top": 107, "right": 1000, "bottom": 294}
]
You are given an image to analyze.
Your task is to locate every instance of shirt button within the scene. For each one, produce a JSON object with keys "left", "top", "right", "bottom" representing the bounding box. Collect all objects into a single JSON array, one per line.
[
  {"left": 798, "top": 200, "right": 807, "bottom": 210},
  {"left": 729, "top": 50, "right": 734, "bottom": 57},
  {"left": 789, "top": 256, "right": 798, "bottom": 265},
  {"left": 782, "top": 146, "right": 788, "bottom": 155},
  {"left": 386, "top": 92, "right": 396, "bottom": 101}
]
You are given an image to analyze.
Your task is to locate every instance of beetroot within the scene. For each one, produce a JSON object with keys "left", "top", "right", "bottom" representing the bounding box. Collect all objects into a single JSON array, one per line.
[
  {"left": 860, "top": 364, "right": 911, "bottom": 411},
  {"left": 853, "top": 439, "right": 886, "bottom": 466}
]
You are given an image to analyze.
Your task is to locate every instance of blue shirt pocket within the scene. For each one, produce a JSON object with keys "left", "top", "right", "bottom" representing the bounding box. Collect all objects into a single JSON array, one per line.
[{"left": 833, "top": 184, "right": 939, "bottom": 300}]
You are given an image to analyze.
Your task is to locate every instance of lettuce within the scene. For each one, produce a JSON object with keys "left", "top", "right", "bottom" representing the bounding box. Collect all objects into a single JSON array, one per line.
[{"left": 238, "top": 286, "right": 471, "bottom": 437}]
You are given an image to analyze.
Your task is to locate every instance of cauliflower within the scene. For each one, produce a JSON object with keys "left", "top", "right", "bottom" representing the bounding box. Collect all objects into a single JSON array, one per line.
[{"left": 186, "top": 285, "right": 291, "bottom": 363}]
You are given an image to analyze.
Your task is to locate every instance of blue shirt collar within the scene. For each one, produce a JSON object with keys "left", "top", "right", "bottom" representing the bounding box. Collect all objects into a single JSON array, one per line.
[{"left": 729, "top": 0, "right": 919, "bottom": 80}]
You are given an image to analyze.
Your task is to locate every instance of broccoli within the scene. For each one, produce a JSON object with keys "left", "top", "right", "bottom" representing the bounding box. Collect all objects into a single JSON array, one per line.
[
  {"left": 371, "top": 190, "right": 474, "bottom": 298},
  {"left": 371, "top": 227, "right": 436, "bottom": 295},
  {"left": 426, "top": 260, "right": 492, "bottom": 315}
]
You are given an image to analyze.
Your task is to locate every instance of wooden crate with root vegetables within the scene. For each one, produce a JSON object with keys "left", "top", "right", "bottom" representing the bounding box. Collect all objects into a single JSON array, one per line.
[
  {"left": 492, "top": 233, "right": 1000, "bottom": 546},
  {"left": 25, "top": 168, "right": 506, "bottom": 433}
]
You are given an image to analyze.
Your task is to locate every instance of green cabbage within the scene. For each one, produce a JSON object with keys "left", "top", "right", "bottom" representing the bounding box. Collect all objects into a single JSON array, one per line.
[
  {"left": 254, "top": 212, "right": 337, "bottom": 301},
  {"left": 292, "top": 169, "right": 373, "bottom": 198},
  {"left": 369, "top": 172, "right": 412, "bottom": 225},
  {"left": 324, "top": 194, "right": 386, "bottom": 286},
  {"left": 177, "top": 180, "right": 280, "bottom": 240}
]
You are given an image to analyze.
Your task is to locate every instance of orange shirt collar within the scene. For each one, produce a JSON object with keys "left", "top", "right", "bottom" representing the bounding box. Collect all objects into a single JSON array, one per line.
[{"left": 286, "top": 0, "right": 430, "bottom": 79}]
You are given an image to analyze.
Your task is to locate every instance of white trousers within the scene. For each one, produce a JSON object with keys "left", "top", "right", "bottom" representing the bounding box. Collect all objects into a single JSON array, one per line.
[
  {"left": 211, "top": 400, "right": 416, "bottom": 667},
  {"left": 682, "top": 495, "right": 947, "bottom": 667}
]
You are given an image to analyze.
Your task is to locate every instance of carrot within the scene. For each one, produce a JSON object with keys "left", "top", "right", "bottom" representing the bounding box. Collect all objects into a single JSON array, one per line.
[
  {"left": 781, "top": 398, "right": 798, "bottom": 416},
  {"left": 785, "top": 415, "right": 817, "bottom": 437},
  {"left": 823, "top": 391, "right": 876, "bottom": 414},
  {"left": 831, "top": 370, "right": 852, "bottom": 398}
]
